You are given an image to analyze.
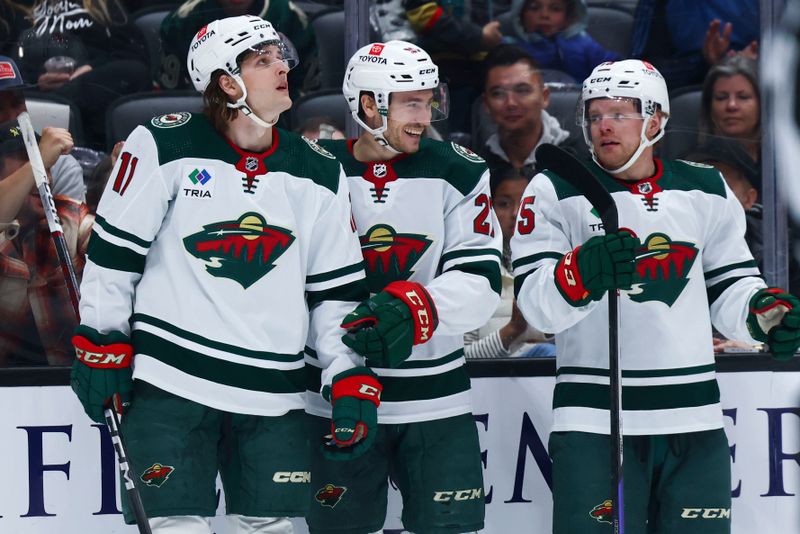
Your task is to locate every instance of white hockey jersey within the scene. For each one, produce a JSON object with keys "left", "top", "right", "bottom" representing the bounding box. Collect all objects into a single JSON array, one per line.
[
  {"left": 511, "top": 157, "right": 766, "bottom": 435},
  {"left": 79, "top": 113, "right": 366, "bottom": 416},
  {"left": 305, "top": 138, "right": 503, "bottom": 424}
]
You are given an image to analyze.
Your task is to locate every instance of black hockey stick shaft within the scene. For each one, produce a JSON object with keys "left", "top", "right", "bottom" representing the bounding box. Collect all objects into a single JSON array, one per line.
[
  {"left": 535, "top": 144, "right": 624, "bottom": 534},
  {"left": 17, "top": 112, "right": 152, "bottom": 534}
]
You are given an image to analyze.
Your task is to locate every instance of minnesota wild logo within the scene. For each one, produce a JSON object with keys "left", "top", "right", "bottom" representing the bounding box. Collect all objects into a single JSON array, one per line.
[
  {"left": 360, "top": 224, "right": 431, "bottom": 292},
  {"left": 589, "top": 499, "right": 614, "bottom": 524},
  {"left": 315, "top": 483, "right": 347, "bottom": 508},
  {"left": 140, "top": 463, "right": 174, "bottom": 488},
  {"left": 183, "top": 212, "right": 295, "bottom": 289},
  {"left": 626, "top": 232, "right": 698, "bottom": 306}
]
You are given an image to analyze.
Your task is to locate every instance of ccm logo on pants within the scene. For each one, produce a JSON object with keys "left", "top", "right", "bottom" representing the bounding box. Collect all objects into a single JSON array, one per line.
[
  {"left": 272, "top": 471, "right": 311, "bottom": 483},
  {"left": 681, "top": 508, "right": 731, "bottom": 519},
  {"left": 433, "top": 488, "right": 483, "bottom": 502}
]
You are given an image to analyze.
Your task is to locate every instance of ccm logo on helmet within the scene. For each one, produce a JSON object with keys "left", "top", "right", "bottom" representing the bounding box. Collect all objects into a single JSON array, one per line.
[
  {"left": 589, "top": 77, "right": 612, "bottom": 83},
  {"left": 433, "top": 488, "right": 483, "bottom": 502},
  {"left": 191, "top": 29, "right": 216, "bottom": 50},
  {"left": 273, "top": 471, "right": 311, "bottom": 483},
  {"left": 419, "top": 68, "right": 435, "bottom": 75},
  {"left": 253, "top": 23, "right": 269, "bottom": 30},
  {"left": 359, "top": 55, "right": 387, "bottom": 64},
  {"left": 680, "top": 508, "right": 731, "bottom": 519}
]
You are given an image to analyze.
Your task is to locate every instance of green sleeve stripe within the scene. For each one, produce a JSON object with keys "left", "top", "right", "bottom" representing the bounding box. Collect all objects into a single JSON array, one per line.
[
  {"left": 553, "top": 380, "right": 720, "bottom": 411},
  {"left": 306, "top": 261, "right": 365, "bottom": 284},
  {"left": 304, "top": 346, "right": 318, "bottom": 359},
  {"left": 440, "top": 247, "right": 503, "bottom": 266},
  {"left": 133, "top": 313, "right": 302, "bottom": 362},
  {"left": 512, "top": 251, "right": 562, "bottom": 270},
  {"left": 134, "top": 330, "right": 306, "bottom": 393},
  {"left": 384, "top": 349, "right": 464, "bottom": 370},
  {"left": 306, "top": 364, "right": 470, "bottom": 403},
  {"left": 707, "top": 276, "right": 751, "bottom": 306},
  {"left": 704, "top": 260, "right": 759, "bottom": 280},
  {"left": 445, "top": 260, "right": 501, "bottom": 295},
  {"left": 557, "top": 363, "right": 716, "bottom": 378},
  {"left": 514, "top": 268, "right": 536, "bottom": 298},
  {"left": 306, "top": 279, "right": 369, "bottom": 309},
  {"left": 87, "top": 231, "right": 146, "bottom": 274},
  {"left": 95, "top": 215, "right": 152, "bottom": 249}
]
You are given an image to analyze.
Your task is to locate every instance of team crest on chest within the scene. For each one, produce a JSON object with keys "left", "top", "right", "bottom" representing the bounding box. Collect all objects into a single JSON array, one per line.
[
  {"left": 625, "top": 232, "right": 699, "bottom": 306},
  {"left": 359, "top": 224, "right": 432, "bottom": 292},
  {"left": 183, "top": 212, "right": 295, "bottom": 289},
  {"left": 151, "top": 112, "right": 191, "bottom": 128}
]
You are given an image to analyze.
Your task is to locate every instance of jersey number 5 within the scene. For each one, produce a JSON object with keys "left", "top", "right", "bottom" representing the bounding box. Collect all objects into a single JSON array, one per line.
[
  {"left": 473, "top": 194, "right": 494, "bottom": 236},
  {"left": 112, "top": 152, "right": 139, "bottom": 196},
  {"left": 517, "top": 196, "right": 536, "bottom": 234}
]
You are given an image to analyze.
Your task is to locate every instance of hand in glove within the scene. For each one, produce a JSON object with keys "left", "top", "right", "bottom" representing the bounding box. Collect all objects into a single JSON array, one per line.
[
  {"left": 322, "top": 368, "right": 382, "bottom": 461},
  {"left": 747, "top": 287, "right": 800, "bottom": 361},
  {"left": 554, "top": 230, "right": 641, "bottom": 306},
  {"left": 71, "top": 325, "right": 134, "bottom": 423},
  {"left": 341, "top": 281, "right": 438, "bottom": 367}
]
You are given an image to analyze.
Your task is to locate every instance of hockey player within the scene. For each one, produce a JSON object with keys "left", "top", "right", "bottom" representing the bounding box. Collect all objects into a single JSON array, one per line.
[
  {"left": 511, "top": 59, "right": 800, "bottom": 533},
  {"left": 69, "top": 15, "right": 367, "bottom": 534},
  {"left": 304, "top": 41, "right": 503, "bottom": 534}
]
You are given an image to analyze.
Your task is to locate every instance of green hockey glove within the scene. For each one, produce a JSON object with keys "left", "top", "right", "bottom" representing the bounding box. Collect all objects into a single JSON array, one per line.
[
  {"left": 321, "top": 367, "right": 382, "bottom": 461},
  {"left": 554, "top": 230, "right": 640, "bottom": 306},
  {"left": 70, "top": 325, "right": 134, "bottom": 423},
  {"left": 747, "top": 287, "right": 800, "bottom": 361},
  {"left": 341, "top": 281, "right": 438, "bottom": 367}
]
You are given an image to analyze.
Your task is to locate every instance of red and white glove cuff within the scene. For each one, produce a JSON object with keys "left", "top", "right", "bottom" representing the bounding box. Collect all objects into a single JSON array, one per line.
[
  {"left": 331, "top": 374, "right": 382, "bottom": 407},
  {"left": 72, "top": 335, "right": 133, "bottom": 369},
  {"left": 554, "top": 247, "right": 590, "bottom": 304},
  {"left": 384, "top": 281, "right": 439, "bottom": 344}
]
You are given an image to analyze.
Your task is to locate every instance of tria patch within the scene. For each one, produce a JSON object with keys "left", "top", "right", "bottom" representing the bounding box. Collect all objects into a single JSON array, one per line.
[
  {"left": 589, "top": 499, "right": 614, "bottom": 524},
  {"left": 302, "top": 136, "right": 336, "bottom": 159},
  {"left": 140, "top": 463, "right": 174, "bottom": 488},
  {"left": 315, "top": 484, "right": 347, "bottom": 508},
  {"left": 151, "top": 112, "right": 191, "bottom": 128},
  {"left": 626, "top": 232, "right": 699, "bottom": 306},
  {"left": 451, "top": 142, "right": 485, "bottom": 163},
  {"left": 362, "top": 162, "right": 398, "bottom": 202},
  {"left": 183, "top": 166, "right": 215, "bottom": 198},
  {"left": 183, "top": 212, "right": 295, "bottom": 289},
  {"left": 359, "top": 224, "right": 431, "bottom": 292}
]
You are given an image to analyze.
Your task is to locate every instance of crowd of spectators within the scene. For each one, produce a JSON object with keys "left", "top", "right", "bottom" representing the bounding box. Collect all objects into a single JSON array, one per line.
[{"left": 0, "top": 0, "right": 780, "bottom": 366}]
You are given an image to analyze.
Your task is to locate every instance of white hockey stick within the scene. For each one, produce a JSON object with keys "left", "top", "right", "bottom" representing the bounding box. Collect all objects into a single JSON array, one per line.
[{"left": 17, "top": 112, "right": 153, "bottom": 534}]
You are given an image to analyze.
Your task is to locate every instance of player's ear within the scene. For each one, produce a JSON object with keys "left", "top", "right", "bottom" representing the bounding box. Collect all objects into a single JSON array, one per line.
[
  {"left": 646, "top": 112, "right": 663, "bottom": 140},
  {"left": 218, "top": 73, "right": 241, "bottom": 100},
  {"left": 360, "top": 93, "right": 379, "bottom": 120}
]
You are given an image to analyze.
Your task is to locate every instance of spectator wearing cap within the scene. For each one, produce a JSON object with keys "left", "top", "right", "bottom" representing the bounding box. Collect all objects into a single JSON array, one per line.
[{"left": 0, "top": 55, "right": 86, "bottom": 205}]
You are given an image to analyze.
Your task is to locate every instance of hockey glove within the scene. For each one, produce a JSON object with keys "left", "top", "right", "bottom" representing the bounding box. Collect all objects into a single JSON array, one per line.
[
  {"left": 341, "top": 281, "right": 438, "bottom": 368},
  {"left": 322, "top": 367, "right": 382, "bottom": 461},
  {"left": 70, "top": 325, "right": 134, "bottom": 423},
  {"left": 747, "top": 287, "right": 800, "bottom": 361},
  {"left": 554, "top": 230, "right": 640, "bottom": 306}
]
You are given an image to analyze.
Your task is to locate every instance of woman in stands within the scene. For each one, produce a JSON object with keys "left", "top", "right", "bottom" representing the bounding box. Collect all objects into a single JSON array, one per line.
[{"left": 700, "top": 54, "right": 761, "bottom": 164}]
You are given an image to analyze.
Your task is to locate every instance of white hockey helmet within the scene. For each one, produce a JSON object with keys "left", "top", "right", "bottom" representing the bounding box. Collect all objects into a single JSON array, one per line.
[
  {"left": 187, "top": 15, "right": 298, "bottom": 127},
  {"left": 578, "top": 60, "right": 670, "bottom": 174},
  {"left": 342, "top": 40, "right": 448, "bottom": 150}
]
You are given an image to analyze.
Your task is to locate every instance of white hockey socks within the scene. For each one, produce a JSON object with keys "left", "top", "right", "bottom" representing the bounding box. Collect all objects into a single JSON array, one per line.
[
  {"left": 226, "top": 514, "right": 293, "bottom": 533},
  {"left": 149, "top": 515, "right": 213, "bottom": 534}
]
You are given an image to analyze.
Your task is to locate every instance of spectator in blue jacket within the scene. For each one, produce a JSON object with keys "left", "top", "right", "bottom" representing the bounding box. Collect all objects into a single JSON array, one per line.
[{"left": 499, "top": 0, "right": 620, "bottom": 83}]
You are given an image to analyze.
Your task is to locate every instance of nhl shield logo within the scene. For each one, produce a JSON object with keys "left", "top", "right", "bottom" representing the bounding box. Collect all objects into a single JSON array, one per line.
[
  {"left": 315, "top": 484, "right": 347, "bottom": 508},
  {"left": 245, "top": 156, "right": 259, "bottom": 172},
  {"left": 637, "top": 182, "right": 653, "bottom": 194},
  {"left": 372, "top": 163, "right": 387, "bottom": 178}
]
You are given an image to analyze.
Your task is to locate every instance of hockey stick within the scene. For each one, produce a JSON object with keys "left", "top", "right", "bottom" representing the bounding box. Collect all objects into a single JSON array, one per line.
[
  {"left": 535, "top": 143, "right": 625, "bottom": 534},
  {"left": 16, "top": 112, "right": 153, "bottom": 534}
]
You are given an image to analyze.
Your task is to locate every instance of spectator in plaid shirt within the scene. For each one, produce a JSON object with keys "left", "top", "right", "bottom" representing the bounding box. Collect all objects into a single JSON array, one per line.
[{"left": 0, "top": 121, "right": 91, "bottom": 366}]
